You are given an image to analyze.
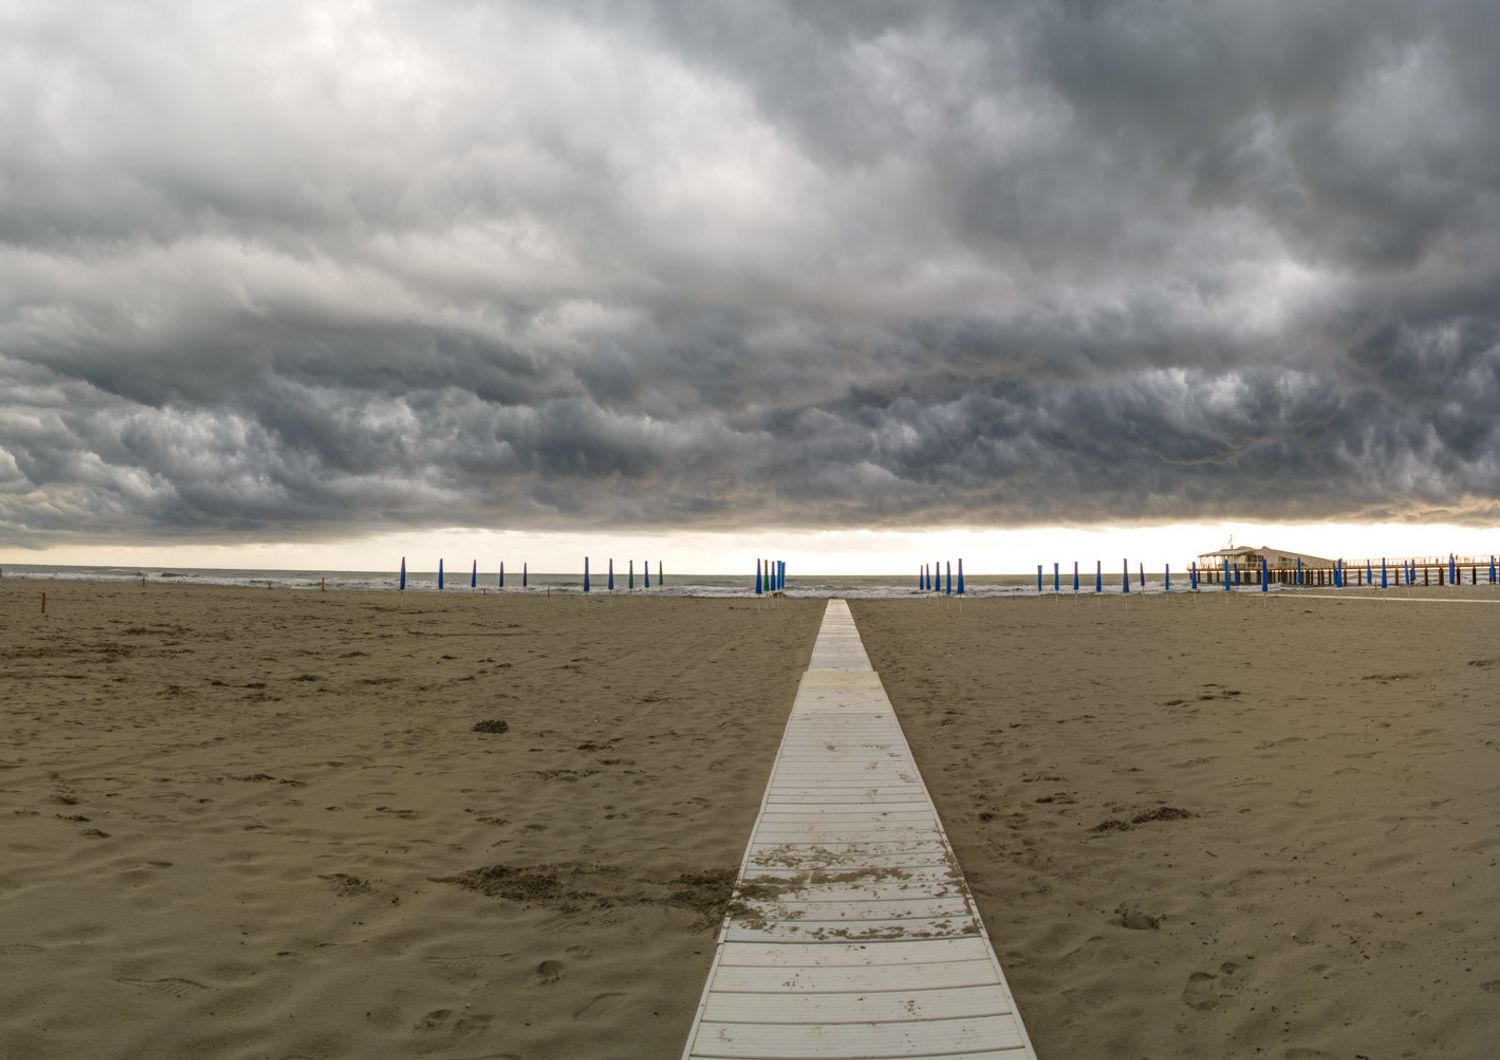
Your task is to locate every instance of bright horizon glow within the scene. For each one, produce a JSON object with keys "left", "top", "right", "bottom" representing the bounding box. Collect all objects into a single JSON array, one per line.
[{"left": 2, "top": 522, "right": 1496, "bottom": 576}]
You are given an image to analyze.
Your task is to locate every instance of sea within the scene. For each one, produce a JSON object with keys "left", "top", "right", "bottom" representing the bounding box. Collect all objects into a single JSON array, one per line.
[{"left": 0, "top": 562, "right": 1196, "bottom": 597}]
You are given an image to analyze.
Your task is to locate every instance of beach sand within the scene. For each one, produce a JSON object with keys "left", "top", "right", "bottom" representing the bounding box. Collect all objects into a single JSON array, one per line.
[
  {"left": 852, "top": 591, "right": 1499, "bottom": 1060},
  {"left": 4, "top": 582, "right": 1496, "bottom": 1060},
  {"left": 0, "top": 581, "right": 823, "bottom": 1059}
]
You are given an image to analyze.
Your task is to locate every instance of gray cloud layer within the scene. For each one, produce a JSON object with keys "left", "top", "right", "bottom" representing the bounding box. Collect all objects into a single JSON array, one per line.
[{"left": 3, "top": 1, "right": 1498, "bottom": 547}]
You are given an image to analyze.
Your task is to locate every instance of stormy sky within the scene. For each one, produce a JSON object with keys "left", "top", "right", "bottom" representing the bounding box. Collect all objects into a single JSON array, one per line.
[{"left": 3, "top": 1, "right": 1498, "bottom": 554}]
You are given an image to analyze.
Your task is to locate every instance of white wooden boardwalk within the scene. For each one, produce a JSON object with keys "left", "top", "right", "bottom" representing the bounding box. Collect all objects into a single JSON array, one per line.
[{"left": 683, "top": 600, "right": 1038, "bottom": 1059}]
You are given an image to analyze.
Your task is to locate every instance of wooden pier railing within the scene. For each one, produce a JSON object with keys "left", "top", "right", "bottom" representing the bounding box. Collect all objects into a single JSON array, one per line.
[{"left": 1198, "top": 561, "right": 1495, "bottom": 587}]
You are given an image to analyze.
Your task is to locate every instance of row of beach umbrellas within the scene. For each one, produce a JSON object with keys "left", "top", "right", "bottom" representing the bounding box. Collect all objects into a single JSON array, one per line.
[{"left": 396, "top": 558, "right": 665, "bottom": 591}]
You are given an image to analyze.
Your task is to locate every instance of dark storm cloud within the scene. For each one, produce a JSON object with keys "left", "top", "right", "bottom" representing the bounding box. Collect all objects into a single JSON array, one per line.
[{"left": 2, "top": 0, "right": 1498, "bottom": 547}]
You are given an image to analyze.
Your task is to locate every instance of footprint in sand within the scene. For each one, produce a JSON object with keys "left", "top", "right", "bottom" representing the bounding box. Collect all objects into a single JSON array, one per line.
[
  {"left": 573, "top": 992, "right": 628, "bottom": 1019},
  {"left": 421, "top": 953, "right": 513, "bottom": 984},
  {"left": 529, "top": 959, "right": 566, "bottom": 986},
  {"left": 453, "top": 1013, "right": 494, "bottom": 1036},
  {"left": 1182, "top": 961, "right": 1248, "bottom": 1011},
  {"left": 112, "top": 976, "right": 214, "bottom": 999},
  {"left": 422, "top": 953, "right": 515, "bottom": 971},
  {"left": 412, "top": 1008, "right": 454, "bottom": 1031}
]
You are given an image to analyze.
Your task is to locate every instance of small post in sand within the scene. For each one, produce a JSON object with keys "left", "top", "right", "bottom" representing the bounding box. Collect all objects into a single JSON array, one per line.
[{"left": 41, "top": 592, "right": 46, "bottom": 615}]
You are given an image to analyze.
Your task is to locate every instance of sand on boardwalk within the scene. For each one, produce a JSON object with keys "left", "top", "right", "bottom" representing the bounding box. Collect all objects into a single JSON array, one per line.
[
  {"left": 0, "top": 580, "right": 823, "bottom": 1059},
  {"left": 853, "top": 591, "right": 1500, "bottom": 1060}
]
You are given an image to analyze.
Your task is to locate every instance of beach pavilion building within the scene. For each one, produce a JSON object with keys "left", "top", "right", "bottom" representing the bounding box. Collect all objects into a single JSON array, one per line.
[{"left": 1196, "top": 543, "right": 1336, "bottom": 571}]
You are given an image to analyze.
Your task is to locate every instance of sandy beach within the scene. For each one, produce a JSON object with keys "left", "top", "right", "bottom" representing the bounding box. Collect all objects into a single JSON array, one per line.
[
  {"left": 853, "top": 591, "right": 1499, "bottom": 1059},
  {"left": 0, "top": 581, "right": 823, "bottom": 1059},
  {"left": 3, "top": 581, "right": 1496, "bottom": 1059}
]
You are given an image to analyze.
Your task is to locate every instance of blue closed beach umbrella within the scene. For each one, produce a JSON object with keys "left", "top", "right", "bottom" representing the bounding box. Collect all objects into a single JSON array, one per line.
[
  {"left": 755, "top": 559, "right": 762, "bottom": 595},
  {"left": 957, "top": 559, "right": 965, "bottom": 595},
  {"left": 658, "top": 561, "right": 663, "bottom": 586},
  {"left": 1233, "top": 563, "right": 1241, "bottom": 586},
  {"left": 918, "top": 565, "right": 924, "bottom": 591},
  {"left": 470, "top": 560, "right": 477, "bottom": 589},
  {"left": 1095, "top": 560, "right": 1102, "bottom": 593},
  {"left": 629, "top": 560, "right": 634, "bottom": 590},
  {"left": 1381, "top": 558, "right": 1387, "bottom": 589},
  {"left": 522, "top": 562, "right": 528, "bottom": 588},
  {"left": 1165, "top": 563, "right": 1170, "bottom": 592},
  {"left": 644, "top": 560, "right": 650, "bottom": 588},
  {"left": 499, "top": 561, "right": 504, "bottom": 588},
  {"left": 1190, "top": 562, "right": 1198, "bottom": 590},
  {"left": 438, "top": 558, "right": 444, "bottom": 591},
  {"left": 1490, "top": 556, "right": 1497, "bottom": 584},
  {"left": 1261, "top": 557, "right": 1268, "bottom": 592},
  {"left": 1296, "top": 556, "right": 1302, "bottom": 585},
  {"left": 1366, "top": 559, "right": 1373, "bottom": 585},
  {"left": 399, "top": 556, "right": 406, "bottom": 591},
  {"left": 583, "top": 557, "right": 590, "bottom": 593},
  {"left": 1122, "top": 558, "right": 1130, "bottom": 594},
  {"left": 1449, "top": 554, "right": 1457, "bottom": 584},
  {"left": 608, "top": 558, "right": 614, "bottom": 591},
  {"left": 1053, "top": 562, "right": 1060, "bottom": 593},
  {"left": 1223, "top": 557, "right": 1230, "bottom": 591},
  {"left": 1139, "top": 562, "right": 1145, "bottom": 588},
  {"left": 1073, "top": 561, "right": 1080, "bottom": 592},
  {"left": 934, "top": 560, "right": 941, "bottom": 593},
  {"left": 1037, "top": 565, "right": 1043, "bottom": 594},
  {"left": 945, "top": 561, "right": 952, "bottom": 596}
]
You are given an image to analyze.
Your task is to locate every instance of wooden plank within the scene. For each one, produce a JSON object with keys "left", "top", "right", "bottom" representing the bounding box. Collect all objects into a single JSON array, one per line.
[
  {"left": 724, "top": 915, "right": 981, "bottom": 943},
  {"left": 702, "top": 983, "right": 1012, "bottom": 1024},
  {"left": 734, "top": 897, "right": 973, "bottom": 921},
  {"left": 715, "top": 939, "right": 995, "bottom": 967},
  {"left": 710, "top": 958, "right": 1001, "bottom": 993},
  {"left": 689, "top": 1015, "right": 1027, "bottom": 1058}
]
